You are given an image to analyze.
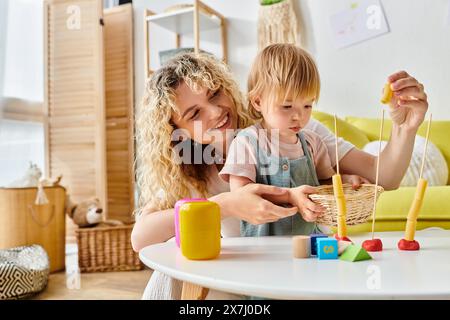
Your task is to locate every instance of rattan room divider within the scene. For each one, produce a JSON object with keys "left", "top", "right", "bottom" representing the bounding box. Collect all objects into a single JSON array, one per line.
[{"left": 44, "top": 0, "right": 134, "bottom": 222}]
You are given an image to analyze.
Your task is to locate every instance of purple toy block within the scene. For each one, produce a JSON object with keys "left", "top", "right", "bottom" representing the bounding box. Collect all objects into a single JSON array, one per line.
[{"left": 174, "top": 198, "right": 206, "bottom": 248}]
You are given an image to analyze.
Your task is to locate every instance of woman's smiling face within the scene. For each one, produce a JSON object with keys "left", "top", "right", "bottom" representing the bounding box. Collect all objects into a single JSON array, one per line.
[{"left": 171, "top": 81, "right": 238, "bottom": 147}]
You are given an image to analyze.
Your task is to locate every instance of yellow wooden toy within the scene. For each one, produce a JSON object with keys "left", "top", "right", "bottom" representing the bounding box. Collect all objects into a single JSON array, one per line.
[
  {"left": 380, "top": 83, "right": 393, "bottom": 104},
  {"left": 180, "top": 200, "right": 221, "bottom": 260},
  {"left": 333, "top": 115, "right": 351, "bottom": 242},
  {"left": 398, "top": 113, "right": 432, "bottom": 251}
]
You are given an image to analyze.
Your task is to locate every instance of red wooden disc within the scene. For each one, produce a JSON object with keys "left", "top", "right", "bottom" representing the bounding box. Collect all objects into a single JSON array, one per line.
[
  {"left": 362, "top": 238, "right": 383, "bottom": 252},
  {"left": 398, "top": 239, "right": 420, "bottom": 251}
]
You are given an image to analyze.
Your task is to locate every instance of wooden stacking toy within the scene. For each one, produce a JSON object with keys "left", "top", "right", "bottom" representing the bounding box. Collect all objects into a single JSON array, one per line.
[
  {"left": 316, "top": 238, "right": 338, "bottom": 260},
  {"left": 398, "top": 114, "right": 433, "bottom": 251},
  {"left": 310, "top": 234, "right": 328, "bottom": 256},
  {"left": 340, "top": 245, "right": 372, "bottom": 262},
  {"left": 362, "top": 108, "right": 385, "bottom": 252},
  {"left": 292, "top": 235, "right": 311, "bottom": 259},
  {"left": 179, "top": 200, "right": 221, "bottom": 260},
  {"left": 332, "top": 115, "right": 352, "bottom": 242}
]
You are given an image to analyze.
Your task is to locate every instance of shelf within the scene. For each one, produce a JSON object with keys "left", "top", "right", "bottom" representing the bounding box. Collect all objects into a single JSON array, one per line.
[{"left": 146, "top": 7, "right": 221, "bottom": 35}]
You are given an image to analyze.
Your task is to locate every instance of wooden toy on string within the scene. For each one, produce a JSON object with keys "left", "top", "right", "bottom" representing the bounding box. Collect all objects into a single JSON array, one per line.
[
  {"left": 332, "top": 115, "right": 352, "bottom": 242},
  {"left": 398, "top": 113, "right": 433, "bottom": 251},
  {"left": 362, "top": 108, "right": 385, "bottom": 252}
]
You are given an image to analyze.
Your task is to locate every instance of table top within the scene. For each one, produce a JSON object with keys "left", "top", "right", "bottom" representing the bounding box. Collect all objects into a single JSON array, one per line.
[{"left": 139, "top": 228, "right": 450, "bottom": 299}]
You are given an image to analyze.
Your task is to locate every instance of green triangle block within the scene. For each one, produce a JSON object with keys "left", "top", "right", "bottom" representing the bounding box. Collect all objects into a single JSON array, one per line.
[{"left": 339, "top": 244, "right": 372, "bottom": 262}]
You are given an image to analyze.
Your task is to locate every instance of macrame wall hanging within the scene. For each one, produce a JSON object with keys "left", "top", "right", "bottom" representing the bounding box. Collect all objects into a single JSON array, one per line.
[{"left": 258, "top": 0, "right": 300, "bottom": 50}]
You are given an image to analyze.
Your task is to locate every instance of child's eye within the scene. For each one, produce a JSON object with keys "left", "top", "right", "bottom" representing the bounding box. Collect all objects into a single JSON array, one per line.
[
  {"left": 305, "top": 105, "right": 312, "bottom": 109},
  {"left": 282, "top": 105, "right": 292, "bottom": 109}
]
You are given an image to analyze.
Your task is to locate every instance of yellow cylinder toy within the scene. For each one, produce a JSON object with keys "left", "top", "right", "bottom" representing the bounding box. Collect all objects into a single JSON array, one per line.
[
  {"left": 179, "top": 200, "right": 221, "bottom": 260},
  {"left": 332, "top": 174, "right": 348, "bottom": 239},
  {"left": 405, "top": 178, "right": 428, "bottom": 241}
]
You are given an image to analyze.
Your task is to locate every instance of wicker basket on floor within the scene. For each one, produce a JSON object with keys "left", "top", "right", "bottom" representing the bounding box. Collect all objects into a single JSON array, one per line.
[
  {"left": 309, "top": 184, "right": 384, "bottom": 226},
  {"left": 76, "top": 224, "right": 143, "bottom": 273}
]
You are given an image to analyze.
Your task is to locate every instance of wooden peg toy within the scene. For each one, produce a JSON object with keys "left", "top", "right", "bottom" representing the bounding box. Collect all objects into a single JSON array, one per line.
[
  {"left": 316, "top": 238, "right": 338, "bottom": 260},
  {"left": 332, "top": 115, "right": 352, "bottom": 243},
  {"left": 292, "top": 235, "right": 311, "bottom": 259},
  {"left": 380, "top": 83, "right": 393, "bottom": 104},
  {"left": 362, "top": 109, "right": 385, "bottom": 252},
  {"left": 398, "top": 114, "right": 432, "bottom": 251},
  {"left": 339, "top": 244, "right": 372, "bottom": 262},
  {"left": 338, "top": 240, "right": 352, "bottom": 255},
  {"left": 310, "top": 233, "right": 328, "bottom": 256}
]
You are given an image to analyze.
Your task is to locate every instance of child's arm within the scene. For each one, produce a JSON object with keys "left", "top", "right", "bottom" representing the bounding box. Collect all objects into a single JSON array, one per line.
[{"left": 229, "top": 175, "right": 324, "bottom": 223}]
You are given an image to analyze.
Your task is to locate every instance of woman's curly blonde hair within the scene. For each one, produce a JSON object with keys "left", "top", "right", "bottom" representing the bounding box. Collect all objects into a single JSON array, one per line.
[{"left": 135, "top": 53, "right": 253, "bottom": 216}]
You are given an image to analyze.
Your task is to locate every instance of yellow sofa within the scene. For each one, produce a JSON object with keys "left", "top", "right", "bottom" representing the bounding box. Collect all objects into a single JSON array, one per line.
[{"left": 312, "top": 111, "right": 450, "bottom": 234}]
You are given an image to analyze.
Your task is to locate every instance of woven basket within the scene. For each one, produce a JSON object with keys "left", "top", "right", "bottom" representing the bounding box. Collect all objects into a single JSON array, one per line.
[
  {"left": 309, "top": 184, "right": 384, "bottom": 226},
  {"left": 76, "top": 224, "right": 143, "bottom": 273}
]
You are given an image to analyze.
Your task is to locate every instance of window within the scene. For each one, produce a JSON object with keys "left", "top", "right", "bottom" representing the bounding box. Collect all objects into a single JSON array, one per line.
[{"left": 0, "top": 0, "right": 45, "bottom": 186}]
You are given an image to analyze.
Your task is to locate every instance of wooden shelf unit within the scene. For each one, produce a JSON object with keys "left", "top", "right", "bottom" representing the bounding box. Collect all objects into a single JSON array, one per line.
[{"left": 144, "top": 0, "right": 228, "bottom": 78}]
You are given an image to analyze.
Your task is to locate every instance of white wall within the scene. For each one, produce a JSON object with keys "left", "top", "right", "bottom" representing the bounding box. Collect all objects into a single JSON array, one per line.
[{"left": 133, "top": 0, "right": 450, "bottom": 119}]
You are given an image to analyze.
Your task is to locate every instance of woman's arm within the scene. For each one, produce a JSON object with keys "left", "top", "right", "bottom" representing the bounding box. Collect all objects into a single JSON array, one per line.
[
  {"left": 340, "top": 126, "right": 415, "bottom": 190},
  {"left": 131, "top": 183, "right": 298, "bottom": 251},
  {"left": 340, "top": 71, "right": 428, "bottom": 190},
  {"left": 131, "top": 208, "right": 175, "bottom": 252}
]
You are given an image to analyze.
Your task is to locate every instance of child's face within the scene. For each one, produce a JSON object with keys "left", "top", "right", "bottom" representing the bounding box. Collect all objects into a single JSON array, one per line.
[{"left": 253, "top": 94, "right": 314, "bottom": 138}]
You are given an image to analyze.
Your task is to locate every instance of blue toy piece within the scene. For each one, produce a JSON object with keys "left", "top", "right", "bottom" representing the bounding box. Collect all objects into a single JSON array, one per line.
[
  {"left": 310, "top": 234, "right": 328, "bottom": 255},
  {"left": 316, "top": 238, "right": 338, "bottom": 260}
]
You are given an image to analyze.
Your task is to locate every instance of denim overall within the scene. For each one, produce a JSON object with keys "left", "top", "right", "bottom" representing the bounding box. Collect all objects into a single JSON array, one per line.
[{"left": 239, "top": 130, "right": 322, "bottom": 237}]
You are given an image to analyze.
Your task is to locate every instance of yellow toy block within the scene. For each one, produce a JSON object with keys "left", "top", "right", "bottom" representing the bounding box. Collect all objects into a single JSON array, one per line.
[{"left": 180, "top": 201, "right": 221, "bottom": 260}]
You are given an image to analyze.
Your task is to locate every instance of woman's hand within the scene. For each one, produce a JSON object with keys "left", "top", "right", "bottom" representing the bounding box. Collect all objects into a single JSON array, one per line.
[
  {"left": 385, "top": 71, "right": 428, "bottom": 131},
  {"left": 287, "top": 185, "right": 325, "bottom": 222},
  {"left": 341, "top": 174, "right": 370, "bottom": 190},
  {"left": 213, "top": 184, "right": 298, "bottom": 225}
]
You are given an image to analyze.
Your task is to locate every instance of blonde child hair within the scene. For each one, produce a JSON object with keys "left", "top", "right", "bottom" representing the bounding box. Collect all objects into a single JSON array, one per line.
[
  {"left": 135, "top": 53, "right": 253, "bottom": 215},
  {"left": 247, "top": 44, "right": 321, "bottom": 120}
]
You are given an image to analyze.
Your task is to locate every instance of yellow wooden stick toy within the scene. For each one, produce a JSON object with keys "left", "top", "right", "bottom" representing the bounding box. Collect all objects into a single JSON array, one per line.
[
  {"left": 398, "top": 113, "right": 432, "bottom": 251},
  {"left": 333, "top": 115, "right": 351, "bottom": 242}
]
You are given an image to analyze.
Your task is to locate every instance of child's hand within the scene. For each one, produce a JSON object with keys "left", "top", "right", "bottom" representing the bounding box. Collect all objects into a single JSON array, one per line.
[
  {"left": 341, "top": 174, "right": 370, "bottom": 190},
  {"left": 287, "top": 185, "right": 325, "bottom": 222}
]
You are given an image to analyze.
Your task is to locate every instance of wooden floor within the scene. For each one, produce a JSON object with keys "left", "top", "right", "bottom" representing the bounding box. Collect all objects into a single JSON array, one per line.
[{"left": 32, "top": 243, "right": 153, "bottom": 300}]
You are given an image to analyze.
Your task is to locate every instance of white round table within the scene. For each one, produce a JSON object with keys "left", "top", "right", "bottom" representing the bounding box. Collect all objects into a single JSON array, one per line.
[{"left": 139, "top": 229, "right": 450, "bottom": 299}]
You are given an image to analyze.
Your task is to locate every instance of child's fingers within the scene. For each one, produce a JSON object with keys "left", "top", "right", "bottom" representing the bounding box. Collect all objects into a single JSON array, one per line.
[
  {"left": 303, "top": 197, "right": 325, "bottom": 213},
  {"left": 301, "top": 208, "right": 319, "bottom": 222}
]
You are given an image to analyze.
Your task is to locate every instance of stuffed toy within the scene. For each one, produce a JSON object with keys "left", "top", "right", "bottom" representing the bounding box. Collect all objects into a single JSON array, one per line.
[{"left": 65, "top": 197, "right": 104, "bottom": 228}]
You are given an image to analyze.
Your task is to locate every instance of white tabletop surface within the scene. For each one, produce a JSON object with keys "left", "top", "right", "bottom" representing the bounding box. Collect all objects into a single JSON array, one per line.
[{"left": 139, "top": 228, "right": 450, "bottom": 299}]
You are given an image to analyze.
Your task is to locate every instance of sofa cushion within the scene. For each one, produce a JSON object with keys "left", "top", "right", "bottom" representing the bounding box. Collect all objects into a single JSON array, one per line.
[{"left": 311, "top": 111, "right": 370, "bottom": 149}]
